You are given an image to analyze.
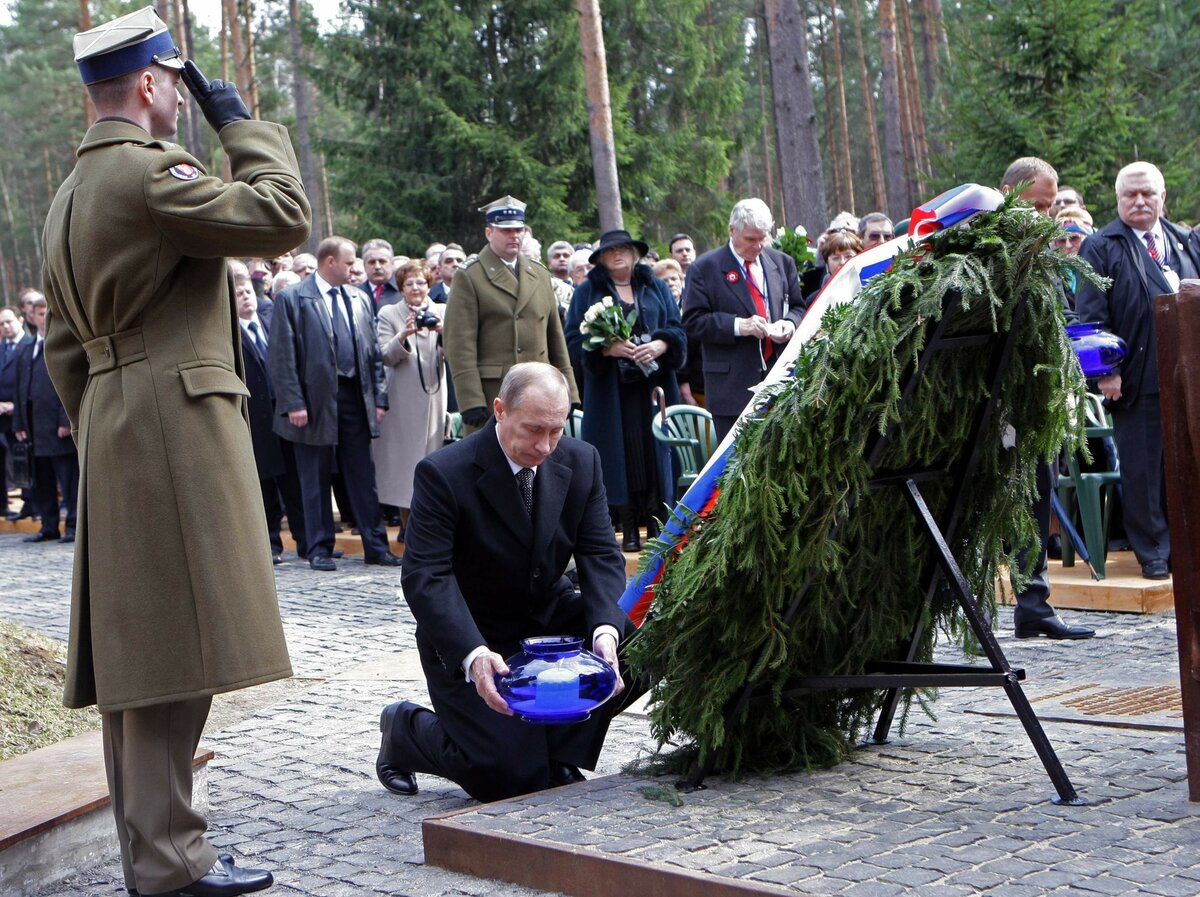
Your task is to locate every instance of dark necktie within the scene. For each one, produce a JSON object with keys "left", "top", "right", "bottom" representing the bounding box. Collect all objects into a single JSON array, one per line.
[
  {"left": 330, "top": 288, "right": 356, "bottom": 377},
  {"left": 743, "top": 262, "right": 772, "bottom": 361},
  {"left": 248, "top": 320, "right": 268, "bottom": 363},
  {"left": 516, "top": 467, "right": 534, "bottom": 516},
  {"left": 1144, "top": 232, "right": 1162, "bottom": 266}
]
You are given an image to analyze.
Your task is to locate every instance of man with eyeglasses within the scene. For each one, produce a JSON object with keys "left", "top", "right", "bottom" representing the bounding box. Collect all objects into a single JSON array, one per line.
[
  {"left": 429, "top": 243, "right": 466, "bottom": 305},
  {"left": 857, "top": 212, "right": 895, "bottom": 248}
]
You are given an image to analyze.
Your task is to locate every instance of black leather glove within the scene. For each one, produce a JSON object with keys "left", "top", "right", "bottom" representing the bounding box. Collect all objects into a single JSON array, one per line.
[
  {"left": 182, "top": 60, "right": 251, "bottom": 133},
  {"left": 461, "top": 407, "right": 489, "bottom": 427}
]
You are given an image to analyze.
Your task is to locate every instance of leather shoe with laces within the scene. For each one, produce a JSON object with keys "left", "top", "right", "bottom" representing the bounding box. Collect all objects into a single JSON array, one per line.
[
  {"left": 142, "top": 855, "right": 273, "bottom": 896},
  {"left": 1014, "top": 615, "right": 1094, "bottom": 640},
  {"left": 23, "top": 532, "right": 57, "bottom": 543},
  {"left": 309, "top": 555, "right": 336, "bottom": 572},
  {"left": 365, "top": 552, "right": 401, "bottom": 567},
  {"left": 548, "top": 762, "right": 586, "bottom": 787},
  {"left": 376, "top": 702, "right": 418, "bottom": 795}
]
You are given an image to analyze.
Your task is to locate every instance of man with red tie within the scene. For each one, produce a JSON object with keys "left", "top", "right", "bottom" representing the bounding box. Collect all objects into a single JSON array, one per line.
[
  {"left": 681, "top": 198, "right": 807, "bottom": 442},
  {"left": 359, "top": 238, "right": 401, "bottom": 313},
  {"left": 1076, "top": 161, "right": 1200, "bottom": 581}
]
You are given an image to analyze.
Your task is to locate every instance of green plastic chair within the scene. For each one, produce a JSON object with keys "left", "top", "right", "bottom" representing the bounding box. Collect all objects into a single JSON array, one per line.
[
  {"left": 565, "top": 408, "right": 584, "bottom": 440},
  {"left": 1057, "top": 392, "right": 1121, "bottom": 579},
  {"left": 651, "top": 404, "right": 718, "bottom": 499}
]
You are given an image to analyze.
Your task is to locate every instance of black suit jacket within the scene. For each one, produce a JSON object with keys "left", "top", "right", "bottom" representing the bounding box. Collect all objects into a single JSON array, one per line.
[
  {"left": 681, "top": 244, "right": 806, "bottom": 416},
  {"left": 0, "top": 335, "right": 32, "bottom": 434},
  {"left": 1076, "top": 217, "right": 1200, "bottom": 402},
  {"left": 239, "top": 319, "right": 285, "bottom": 480},
  {"left": 269, "top": 274, "right": 388, "bottom": 446},
  {"left": 400, "top": 418, "right": 628, "bottom": 673},
  {"left": 14, "top": 340, "right": 73, "bottom": 457},
  {"left": 359, "top": 278, "right": 402, "bottom": 314}
]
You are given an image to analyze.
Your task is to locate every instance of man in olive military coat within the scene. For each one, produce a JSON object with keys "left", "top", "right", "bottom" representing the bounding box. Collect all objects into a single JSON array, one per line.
[
  {"left": 40, "top": 8, "right": 309, "bottom": 896},
  {"left": 443, "top": 195, "right": 578, "bottom": 434}
]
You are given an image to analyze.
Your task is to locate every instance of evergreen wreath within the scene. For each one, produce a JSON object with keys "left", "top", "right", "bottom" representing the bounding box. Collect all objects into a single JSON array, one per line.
[{"left": 628, "top": 193, "right": 1099, "bottom": 775}]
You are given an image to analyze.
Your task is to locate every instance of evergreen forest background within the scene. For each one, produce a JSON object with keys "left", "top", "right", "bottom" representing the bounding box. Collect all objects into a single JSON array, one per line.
[{"left": 0, "top": 0, "right": 1195, "bottom": 301}]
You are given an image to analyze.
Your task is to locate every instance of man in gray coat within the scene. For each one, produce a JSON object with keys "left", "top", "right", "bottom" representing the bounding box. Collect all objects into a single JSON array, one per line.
[{"left": 269, "top": 236, "right": 400, "bottom": 570}]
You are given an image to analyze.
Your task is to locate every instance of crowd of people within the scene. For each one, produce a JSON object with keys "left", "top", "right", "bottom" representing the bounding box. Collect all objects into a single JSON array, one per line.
[
  {"left": 4, "top": 159, "right": 1191, "bottom": 591},
  {"left": 4, "top": 8, "right": 1194, "bottom": 895}
]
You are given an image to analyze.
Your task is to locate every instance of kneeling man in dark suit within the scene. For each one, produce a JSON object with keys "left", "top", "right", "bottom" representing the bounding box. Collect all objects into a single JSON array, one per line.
[{"left": 377, "top": 361, "right": 629, "bottom": 802}]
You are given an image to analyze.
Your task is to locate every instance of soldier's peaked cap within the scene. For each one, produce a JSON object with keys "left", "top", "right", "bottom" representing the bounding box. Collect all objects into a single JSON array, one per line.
[
  {"left": 479, "top": 195, "right": 527, "bottom": 229},
  {"left": 74, "top": 6, "right": 184, "bottom": 85}
]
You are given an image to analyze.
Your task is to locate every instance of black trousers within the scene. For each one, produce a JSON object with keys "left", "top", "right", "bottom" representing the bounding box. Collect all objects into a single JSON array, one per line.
[
  {"left": 32, "top": 451, "right": 78, "bottom": 537},
  {"left": 1012, "top": 460, "right": 1055, "bottom": 626},
  {"left": 1110, "top": 392, "right": 1170, "bottom": 566},
  {"left": 291, "top": 378, "right": 389, "bottom": 561},
  {"left": 388, "top": 602, "right": 640, "bottom": 803}
]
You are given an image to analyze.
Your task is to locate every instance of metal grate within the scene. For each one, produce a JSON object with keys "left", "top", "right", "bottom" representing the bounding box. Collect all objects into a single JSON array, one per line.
[{"left": 1030, "top": 683, "right": 1182, "bottom": 718}]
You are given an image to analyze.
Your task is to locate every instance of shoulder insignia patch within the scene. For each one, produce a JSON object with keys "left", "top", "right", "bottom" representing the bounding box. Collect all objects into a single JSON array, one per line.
[{"left": 168, "top": 163, "right": 200, "bottom": 181}]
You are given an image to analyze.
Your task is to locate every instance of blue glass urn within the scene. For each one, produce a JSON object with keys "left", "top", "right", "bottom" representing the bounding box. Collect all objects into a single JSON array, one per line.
[
  {"left": 1067, "top": 323, "right": 1127, "bottom": 378},
  {"left": 495, "top": 636, "right": 618, "bottom": 724}
]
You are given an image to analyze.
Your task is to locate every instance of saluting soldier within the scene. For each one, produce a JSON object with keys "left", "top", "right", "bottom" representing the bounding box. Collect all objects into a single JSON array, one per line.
[
  {"left": 443, "top": 195, "right": 578, "bottom": 434},
  {"left": 40, "top": 7, "right": 310, "bottom": 896}
]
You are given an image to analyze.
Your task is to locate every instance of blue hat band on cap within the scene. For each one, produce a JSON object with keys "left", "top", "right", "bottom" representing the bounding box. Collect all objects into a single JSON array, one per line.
[
  {"left": 78, "top": 30, "right": 178, "bottom": 84},
  {"left": 487, "top": 209, "right": 525, "bottom": 226}
]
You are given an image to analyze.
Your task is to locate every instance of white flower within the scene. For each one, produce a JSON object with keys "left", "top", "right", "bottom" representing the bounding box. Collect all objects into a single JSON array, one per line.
[
  {"left": 579, "top": 322, "right": 589, "bottom": 334},
  {"left": 602, "top": 296, "right": 613, "bottom": 308},
  {"left": 584, "top": 307, "right": 599, "bottom": 323}
]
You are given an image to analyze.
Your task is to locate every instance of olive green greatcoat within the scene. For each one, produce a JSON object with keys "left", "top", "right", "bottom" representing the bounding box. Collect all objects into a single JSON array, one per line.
[
  {"left": 443, "top": 244, "right": 579, "bottom": 420},
  {"left": 41, "top": 119, "right": 311, "bottom": 712}
]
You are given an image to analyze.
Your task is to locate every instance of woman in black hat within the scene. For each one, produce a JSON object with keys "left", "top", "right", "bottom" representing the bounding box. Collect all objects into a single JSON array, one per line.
[{"left": 566, "top": 229, "right": 687, "bottom": 552}]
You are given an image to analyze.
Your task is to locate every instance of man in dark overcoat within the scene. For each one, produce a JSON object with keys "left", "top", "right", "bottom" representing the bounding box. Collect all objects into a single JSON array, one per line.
[
  {"left": 13, "top": 294, "right": 78, "bottom": 543},
  {"left": 0, "top": 305, "right": 32, "bottom": 518},
  {"left": 1076, "top": 161, "right": 1200, "bottom": 581},
  {"left": 268, "top": 236, "right": 400, "bottom": 570},
  {"left": 236, "top": 272, "right": 306, "bottom": 564},
  {"left": 40, "top": 8, "right": 310, "bottom": 895},
  {"left": 375, "top": 363, "right": 630, "bottom": 802},
  {"left": 682, "top": 197, "right": 806, "bottom": 443}
]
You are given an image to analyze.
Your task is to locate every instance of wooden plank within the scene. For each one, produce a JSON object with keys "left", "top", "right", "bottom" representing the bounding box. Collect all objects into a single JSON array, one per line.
[
  {"left": 999, "top": 553, "right": 1173, "bottom": 614},
  {"left": 0, "top": 732, "right": 213, "bottom": 850}
]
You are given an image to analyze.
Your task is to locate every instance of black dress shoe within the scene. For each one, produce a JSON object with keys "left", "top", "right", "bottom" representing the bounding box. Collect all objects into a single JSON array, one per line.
[
  {"left": 1142, "top": 560, "right": 1170, "bottom": 580},
  {"left": 332, "top": 549, "right": 344, "bottom": 559},
  {"left": 1014, "top": 615, "right": 1095, "bottom": 640},
  {"left": 61, "top": 532, "right": 75, "bottom": 544},
  {"left": 365, "top": 552, "right": 401, "bottom": 567},
  {"left": 621, "top": 532, "right": 640, "bottom": 552},
  {"left": 23, "top": 532, "right": 58, "bottom": 543},
  {"left": 271, "top": 554, "right": 283, "bottom": 565},
  {"left": 376, "top": 702, "right": 418, "bottom": 795},
  {"left": 548, "top": 762, "right": 586, "bottom": 787},
  {"left": 309, "top": 555, "right": 337, "bottom": 572},
  {"left": 146, "top": 855, "right": 273, "bottom": 897}
]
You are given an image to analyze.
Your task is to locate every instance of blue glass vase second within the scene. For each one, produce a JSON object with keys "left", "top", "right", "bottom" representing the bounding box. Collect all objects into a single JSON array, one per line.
[{"left": 495, "top": 636, "right": 619, "bottom": 724}]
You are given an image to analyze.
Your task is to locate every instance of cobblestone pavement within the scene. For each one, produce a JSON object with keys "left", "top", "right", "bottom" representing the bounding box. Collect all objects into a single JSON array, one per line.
[{"left": 2, "top": 532, "right": 1196, "bottom": 896}]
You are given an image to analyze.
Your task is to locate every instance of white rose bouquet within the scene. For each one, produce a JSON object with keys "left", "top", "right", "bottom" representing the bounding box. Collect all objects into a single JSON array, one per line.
[{"left": 578, "top": 297, "right": 658, "bottom": 377}]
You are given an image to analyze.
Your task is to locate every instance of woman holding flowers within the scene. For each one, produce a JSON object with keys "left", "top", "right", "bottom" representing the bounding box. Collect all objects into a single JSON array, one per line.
[{"left": 566, "top": 229, "right": 687, "bottom": 552}]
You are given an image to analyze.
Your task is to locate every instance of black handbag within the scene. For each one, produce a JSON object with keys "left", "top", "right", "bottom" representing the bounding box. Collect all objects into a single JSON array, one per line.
[{"left": 7, "top": 439, "right": 32, "bottom": 490}]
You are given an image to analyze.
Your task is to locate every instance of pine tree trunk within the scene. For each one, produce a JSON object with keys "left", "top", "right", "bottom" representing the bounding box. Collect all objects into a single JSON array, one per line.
[
  {"left": 222, "top": 0, "right": 246, "bottom": 96},
  {"left": 577, "top": 0, "right": 623, "bottom": 232},
  {"left": 919, "top": 0, "right": 949, "bottom": 155},
  {"left": 765, "top": 0, "right": 827, "bottom": 232},
  {"left": 755, "top": 3, "right": 778, "bottom": 213},
  {"left": 816, "top": 11, "right": 842, "bottom": 210},
  {"left": 175, "top": 0, "right": 201, "bottom": 153},
  {"left": 242, "top": 0, "right": 260, "bottom": 118},
  {"left": 830, "top": 0, "right": 855, "bottom": 214},
  {"left": 877, "top": 0, "right": 906, "bottom": 217},
  {"left": 79, "top": 0, "right": 95, "bottom": 128},
  {"left": 290, "top": 0, "right": 321, "bottom": 250},
  {"left": 850, "top": 0, "right": 886, "bottom": 212},
  {"left": 897, "top": 0, "right": 928, "bottom": 196}
]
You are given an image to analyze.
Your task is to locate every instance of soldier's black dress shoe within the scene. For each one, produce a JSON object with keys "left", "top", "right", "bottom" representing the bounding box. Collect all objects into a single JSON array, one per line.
[
  {"left": 365, "top": 552, "right": 401, "bottom": 567},
  {"left": 131, "top": 857, "right": 238, "bottom": 894},
  {"left": 142, "top": 855, "right": 273, "bottom": 896},
  {"left": 376, "top": 702, "right": 418, "bottom": 795},
  {"left": 271, "top": 554, "right": 282, "bottom": 565},
  {"left": 23, "top": 532, "right": 57, "bottom": 543},
  {"left": 61, "top": 531, "right": 75, "bottom": 543},
  {"left": 549, "top": 762, "right": 586, "bottom": 787},
  {"left": 309, "top": 555, "right": 336, "bottom": 572},
  {"left": 1141, "top": 560, "right": 1170, "bottom": 580},
  {"left": 1014, "top": 615, "right": 1095, "bottom": 640}
]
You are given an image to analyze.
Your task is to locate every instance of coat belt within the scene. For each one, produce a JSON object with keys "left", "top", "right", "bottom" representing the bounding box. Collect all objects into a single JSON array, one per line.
[{"left": 84, "top": 328, "right": 147, "bottom": 374}]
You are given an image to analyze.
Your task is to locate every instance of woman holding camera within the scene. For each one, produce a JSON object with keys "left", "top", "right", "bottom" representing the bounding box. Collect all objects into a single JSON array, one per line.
[
  {"left": 565, "top": 229, "right": 686, "bottom": 552},
  {"left": 374, "top": 260, "right": 446, "bottom": 537}
]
